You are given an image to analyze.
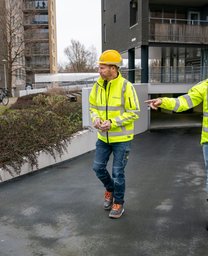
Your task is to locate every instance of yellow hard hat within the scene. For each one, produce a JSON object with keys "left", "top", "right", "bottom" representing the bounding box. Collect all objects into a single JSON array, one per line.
[{"left": 98, "top": 49, "right": 122, "bottom": 67}]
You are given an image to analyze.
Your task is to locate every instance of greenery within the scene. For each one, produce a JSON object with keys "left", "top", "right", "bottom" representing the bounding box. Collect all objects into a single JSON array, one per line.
[{"left": 0, "top": 91, "right": 83, "bottom": 176}]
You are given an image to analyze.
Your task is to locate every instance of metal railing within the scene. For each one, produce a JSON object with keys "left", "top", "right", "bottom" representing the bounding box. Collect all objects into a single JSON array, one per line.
[
  {"left": 24, "top": 20, "right": 48, "bottom": 26},
  {"left": 120, "top": 68, "right": 141, "bottom": 82},
  {"left": 149, "top": 66, "right": 208, "bottom": 83},
  {"left": 24, "top": 33, "right": 49, "bottom": 41},
  {"left": 25, "top": 48, "right": 49, "bottom": 55},
  {"left": 25, "top": 64, "right": 50, "bottom": 71},
  {"left": 120, "top": 66, "right": 208, "bottom": 83}
]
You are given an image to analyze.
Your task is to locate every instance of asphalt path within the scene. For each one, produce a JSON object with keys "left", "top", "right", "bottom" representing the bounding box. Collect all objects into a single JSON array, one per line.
[{"left": 0, "top": 127, "right": 208, "bottom": 256}]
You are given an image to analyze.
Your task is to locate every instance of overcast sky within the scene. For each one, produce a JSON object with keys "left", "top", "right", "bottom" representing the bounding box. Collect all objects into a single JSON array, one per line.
[{"left": 56, "top": 0, "right": 102, "bottom": 65}]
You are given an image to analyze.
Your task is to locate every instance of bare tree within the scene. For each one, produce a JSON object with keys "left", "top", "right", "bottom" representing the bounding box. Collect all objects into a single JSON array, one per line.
[
  {"left": 64, "top": 39, "right": 97, "bottom": 72},
  {"left": 0, "top": 0, "right": 25, "bottom": 95},
  {"left": 87, "top": 45, "right": 98, "bottom": 72}
]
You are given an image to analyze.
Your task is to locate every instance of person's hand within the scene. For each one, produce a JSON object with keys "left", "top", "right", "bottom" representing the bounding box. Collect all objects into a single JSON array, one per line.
[
  {"left": 93, "top": 118, "right": 102, "bottom": 129},
  {"left": 145, "top": 98, "right": 162, "bottom": 110},
  {"left": 99, "top": 120, "right": 111, "bottom": 132}
]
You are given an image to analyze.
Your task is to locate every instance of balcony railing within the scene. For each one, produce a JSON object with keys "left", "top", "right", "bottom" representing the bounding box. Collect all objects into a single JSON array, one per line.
[
  {"left": 26, "top": 64, "right": 50, "bottom": 70},
  {"left": 149, "top": 18, "right": 208, "bottom": 44},
  {"left": 121, "top": 66, "right": 208, "bottom": 84},
  {"left": 25, "top": 48, "right": 49, "bottom": 56},
  {"left": 24, "top": 20, "right": 48, "bottom": 26},
  {"left": 24, "top": 33, "right": 49, "bottom": 41},
  {"left": 24, "top": 0, "right": 48, "bottom": 10},
  {"left": 149, "top": 66, "right": 208, "bottom": 83}
]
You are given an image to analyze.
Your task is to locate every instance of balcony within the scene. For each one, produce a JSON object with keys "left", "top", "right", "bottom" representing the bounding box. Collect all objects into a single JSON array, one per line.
[
  {"left": 121, "top": 66, "right": 208, "bottom": 84},
  {"left": 24, "top": 20, "right": 48, "bottom": 27},
  {"left": 25, "top": 48, "right": 49, "bottom": 56},
  {"left": 149, "top": 18, "right": 208, "bottom": 44},
  {"left": 23, "top": 0, "right": 48, "bottom": 12},
  {"left": 25, "top": 64, "right": 50, "bottom": 72},
  {"left": 24, "top": 33, "right": 49, "bottom": 41},
  {"left": 149, "top": 65, "right": 208, "bottom": 83}
]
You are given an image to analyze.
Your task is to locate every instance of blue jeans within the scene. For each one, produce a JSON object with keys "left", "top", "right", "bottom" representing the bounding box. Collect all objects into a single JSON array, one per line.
[
  {"left": 202, "top": 143, "right": 208, "bottom": 192},
  {"left": 93, "top": 139, "right": 131, "bottom": 204}
]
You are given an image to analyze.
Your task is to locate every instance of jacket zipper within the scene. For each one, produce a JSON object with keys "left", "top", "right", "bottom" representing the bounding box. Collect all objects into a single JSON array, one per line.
[
  {"left": 100, "top": 90, "right": 102, "bottom": 104},
  {"left": 106, "top": 83, "right": 111, "bottom": 143}
]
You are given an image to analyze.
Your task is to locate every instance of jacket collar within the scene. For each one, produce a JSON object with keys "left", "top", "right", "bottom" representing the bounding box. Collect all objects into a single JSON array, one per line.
[{"left": 97, "top": 72, "right": 122, "bottom": 87}]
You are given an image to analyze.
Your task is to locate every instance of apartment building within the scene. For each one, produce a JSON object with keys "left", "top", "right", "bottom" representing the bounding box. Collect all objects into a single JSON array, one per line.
[
  {"left": 23, "top": 0, "right": 57, "bottom": 87},
  {"left": 0, "top": 0, "right": 57, "bottom": 94},
  {"left": 102, "top": 0, "right": 208, "bottom": 84}
]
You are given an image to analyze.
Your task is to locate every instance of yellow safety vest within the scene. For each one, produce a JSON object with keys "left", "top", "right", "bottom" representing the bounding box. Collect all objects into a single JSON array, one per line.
[
  {"left": 160, "top": 79, "right": 208, "bottom": 144},
  {"left": 89, "top": 72, "right": 140, "bottom": 143}
]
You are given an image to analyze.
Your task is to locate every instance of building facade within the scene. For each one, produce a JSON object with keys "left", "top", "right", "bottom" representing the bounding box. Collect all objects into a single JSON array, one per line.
[
  {"left": 23, "top": 0, "right": 57, "bottom": 86},
  {"left": 102, "top": 0, "right": 208, "bottom": 84},
  {"left": 0, "top": 0, "right": 57, "bottom": 94}
]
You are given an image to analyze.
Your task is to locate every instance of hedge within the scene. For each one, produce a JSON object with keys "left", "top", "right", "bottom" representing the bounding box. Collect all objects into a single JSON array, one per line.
[{"left": 0, "top": 93, "right": 83, "bottom": 175}]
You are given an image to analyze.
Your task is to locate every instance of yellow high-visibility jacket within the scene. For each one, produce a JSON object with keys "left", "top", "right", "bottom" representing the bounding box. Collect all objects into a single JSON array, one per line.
[
  {"left": 89, "top": 72, "right": 140, "bottom": 143},
  {"left": 160, "top": 79, "right": 208, "bottom": 144}
]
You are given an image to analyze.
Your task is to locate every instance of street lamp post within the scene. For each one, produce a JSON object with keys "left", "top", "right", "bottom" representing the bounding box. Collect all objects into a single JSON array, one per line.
[{"left": 2, "top": 59, "right": 7, "bottom": 91}]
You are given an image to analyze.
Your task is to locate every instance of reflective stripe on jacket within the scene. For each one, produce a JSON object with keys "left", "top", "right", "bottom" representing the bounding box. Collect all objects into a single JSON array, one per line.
[
  {"left": 89, "top": 72, "right": 140, "bottom": 143},
  {"left": 160, "top": 79, "right": 208, "bottom": 144}
]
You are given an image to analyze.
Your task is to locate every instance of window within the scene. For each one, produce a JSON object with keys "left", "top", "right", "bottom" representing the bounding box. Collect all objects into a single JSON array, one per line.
[
  {"left": 188, "top": 11, "right": 200, "bottom": 25},
  {"left": 114, "top": 14, "right": 116, "bottom": 23},
  {"left": 36, "top": 1, "right": 48, "bottom": 9},
  {"left": 33, "top": 14, "right": 48, "bottom": 24},
  {"left": 39, "top": 29, "right": 49, "bottom": 33},
  {"left": 130, "top": 0, "right": 138, "bottom": 27}
]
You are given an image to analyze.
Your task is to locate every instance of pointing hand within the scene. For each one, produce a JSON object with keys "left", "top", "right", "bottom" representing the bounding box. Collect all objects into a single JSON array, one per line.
[{"left": 145, "top": 98, "right": 162, "bottom": 110}]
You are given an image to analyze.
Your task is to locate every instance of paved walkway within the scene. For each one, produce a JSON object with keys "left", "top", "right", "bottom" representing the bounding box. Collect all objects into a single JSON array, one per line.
[{"left": 0, "top": 126, "right": 208, "bottom": 255}]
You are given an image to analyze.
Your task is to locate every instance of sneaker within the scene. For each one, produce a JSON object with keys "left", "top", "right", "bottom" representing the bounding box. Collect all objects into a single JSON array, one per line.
[
  {"left": 109, "top": 203, "right": 124, "bottom": 219},
  {"left": 104, "top": 191, "right": 113, "bottom": 210}
]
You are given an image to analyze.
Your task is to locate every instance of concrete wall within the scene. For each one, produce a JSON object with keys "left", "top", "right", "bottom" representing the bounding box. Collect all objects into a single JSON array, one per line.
[
  {"left": 134, "top": 83, "right": 149, "bottom": 134},
  {"left": 19, "top": 88, "right": 47, "bottom": 97},
  {"left": 148, "top": 83, "right": 195, "bottom": 94},
  {"left": 0, "top": 130, "right": 97, "bottom": 183}
]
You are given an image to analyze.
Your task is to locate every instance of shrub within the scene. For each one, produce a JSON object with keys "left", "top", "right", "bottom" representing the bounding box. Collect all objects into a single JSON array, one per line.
[
  {"left": 46, "top": 86, "right": 66, "bottom": 96},
  {"left": 10, "top": 93, "right": 40, "bottom": 110},
  {"left": 0, "top": 93, "right": 83, "bottom": 175}
]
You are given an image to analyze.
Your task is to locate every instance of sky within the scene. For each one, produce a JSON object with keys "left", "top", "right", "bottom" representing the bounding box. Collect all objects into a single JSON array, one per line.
[{"left": 56, "top": 0, "right": 102, "bottom": 65}]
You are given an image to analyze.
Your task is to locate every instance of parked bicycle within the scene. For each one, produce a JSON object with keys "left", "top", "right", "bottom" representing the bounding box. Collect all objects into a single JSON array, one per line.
[{"left": 0, "top": 88, "right": 9, "bottom": 106}]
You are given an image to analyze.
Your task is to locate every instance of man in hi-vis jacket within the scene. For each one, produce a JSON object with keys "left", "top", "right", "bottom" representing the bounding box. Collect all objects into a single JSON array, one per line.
[
  {"left": 89, "top": 49, "right": 140, "bottom": 219},
  {"left": 145, "top": 79, "right": 208, "bottom": 200}
]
